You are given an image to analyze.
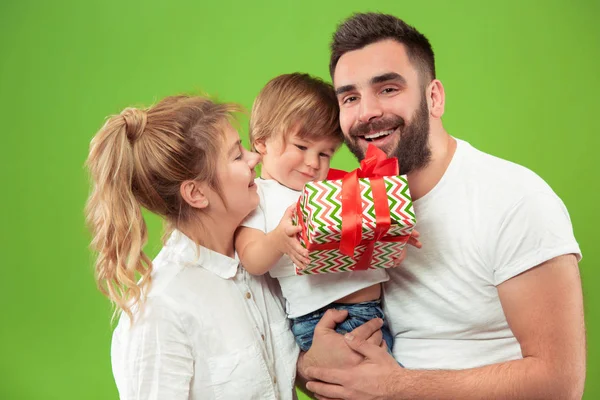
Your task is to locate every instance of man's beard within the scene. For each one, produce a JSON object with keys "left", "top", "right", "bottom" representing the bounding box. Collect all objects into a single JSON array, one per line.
[{"left": 346, "top": 95, "right": 432, "bottom": 175}]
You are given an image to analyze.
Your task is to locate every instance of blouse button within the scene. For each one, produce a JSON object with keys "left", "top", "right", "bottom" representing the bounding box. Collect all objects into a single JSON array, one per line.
[{"left": 245, "top": 291, "right": 252, "bottom": 299}]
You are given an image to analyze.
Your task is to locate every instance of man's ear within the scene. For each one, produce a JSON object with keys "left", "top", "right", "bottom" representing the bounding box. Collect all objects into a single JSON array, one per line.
[
  {"left": 180, "top": 180, "right": 210, "bottom": 209},
  {"left": 254, "top": 139, "right": 267, "bottom": 155},
  {"left": 427, "top": 79, "right": 445, "bottom": 119}
]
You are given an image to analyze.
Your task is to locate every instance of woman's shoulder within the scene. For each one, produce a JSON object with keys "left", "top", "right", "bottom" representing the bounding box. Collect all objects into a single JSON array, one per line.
[
  {"left": 112, "top": 294, "right": 188, "bottom": 346},
  {"left": 149, "top": 231, "right": 232, "bottom": 296}
]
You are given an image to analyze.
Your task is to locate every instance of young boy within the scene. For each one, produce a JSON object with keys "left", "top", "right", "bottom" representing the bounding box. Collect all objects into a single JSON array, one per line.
[{"left": 235, "top": 73, "right": 395, "bottom": 352}]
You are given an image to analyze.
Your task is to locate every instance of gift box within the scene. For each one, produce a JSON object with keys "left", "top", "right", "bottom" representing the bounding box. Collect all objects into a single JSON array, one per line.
[{"left": 294, "top": 145, "right": 416, "bottom": 275}]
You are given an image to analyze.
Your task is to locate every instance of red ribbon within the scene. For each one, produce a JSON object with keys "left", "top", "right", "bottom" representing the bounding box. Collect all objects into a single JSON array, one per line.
[{"left": 298, "top": 144, "right": 409, "bottom": 271}]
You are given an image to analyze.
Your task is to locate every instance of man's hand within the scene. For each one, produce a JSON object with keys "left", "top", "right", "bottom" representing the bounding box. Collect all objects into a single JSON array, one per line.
[
  {"left": 273, "top": 204, "right": 308, "bottom": 268},
  {"left": 305, "top": 334, "right": 402, "bottom": 400},
  {"left": 297, "top": 309, "right": 384, "bottom": 380}
]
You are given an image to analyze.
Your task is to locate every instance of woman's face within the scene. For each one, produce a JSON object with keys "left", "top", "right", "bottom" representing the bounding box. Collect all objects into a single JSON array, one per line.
[{"left": 210, "top": 123, "right": 260, "bottom": 222}]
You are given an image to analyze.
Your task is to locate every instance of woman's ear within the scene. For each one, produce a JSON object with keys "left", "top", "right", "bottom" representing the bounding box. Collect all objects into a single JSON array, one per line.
[
  {"left": 180, "top": 180, "right": 210, "bottom": 209},
  {"left": 427, "top": 79, "right": 445, "bottom": 119}
]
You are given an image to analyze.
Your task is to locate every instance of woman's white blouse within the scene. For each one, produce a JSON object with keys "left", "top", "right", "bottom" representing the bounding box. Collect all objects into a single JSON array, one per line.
[{"left": 111, "top": 230, "right": 299, "bottom": 399}]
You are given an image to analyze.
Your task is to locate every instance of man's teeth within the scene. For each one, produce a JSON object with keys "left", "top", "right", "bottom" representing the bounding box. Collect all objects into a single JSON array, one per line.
[{"left": 363, "top": 129, "right": 394, "bottom": 140}]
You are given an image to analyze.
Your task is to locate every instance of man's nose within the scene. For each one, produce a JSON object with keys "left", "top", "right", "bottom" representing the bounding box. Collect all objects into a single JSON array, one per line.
[{"left": 358, "top": 94, "right": 383, "bottom": 123}]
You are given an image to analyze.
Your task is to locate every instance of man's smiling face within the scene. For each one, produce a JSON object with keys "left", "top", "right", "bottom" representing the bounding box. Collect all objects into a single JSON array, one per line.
[{"left": 333, "top": 39, "right": 432, "bottom": 174}]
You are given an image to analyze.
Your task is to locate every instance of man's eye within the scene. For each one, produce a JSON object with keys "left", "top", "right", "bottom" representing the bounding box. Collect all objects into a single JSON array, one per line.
[
  {"left": 295, "top": 145, "right": 307, "bottom": 151},
  {"left": 343, "top": 96, "right": 358, "bottom": 104},
  {"left": 382, "top": 87, "right": 397, "bottom": 94}
]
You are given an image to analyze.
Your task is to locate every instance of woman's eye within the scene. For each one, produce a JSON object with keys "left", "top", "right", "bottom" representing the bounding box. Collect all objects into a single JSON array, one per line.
[
  {"left": 295, "top": 145, "right": 307, "bottom": 151},
  {"left": 319, "top": 153, "right": 331, "bottom": 158},
  {"left": 235, "top": 153, "right": 242, "bottom": 160}
]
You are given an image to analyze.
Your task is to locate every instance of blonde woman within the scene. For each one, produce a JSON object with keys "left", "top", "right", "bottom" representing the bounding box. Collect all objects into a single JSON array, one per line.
[{"left": 86, "top": 95, "right": 299, "bottom": 399}]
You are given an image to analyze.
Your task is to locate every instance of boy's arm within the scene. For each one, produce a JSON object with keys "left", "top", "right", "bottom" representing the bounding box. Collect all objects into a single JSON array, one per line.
[
  {"left": 236, "top": 205, "right": 309, "bottom": 275},
  {"left": 235, "top": 226, "right": 286, "bottom": 275}
]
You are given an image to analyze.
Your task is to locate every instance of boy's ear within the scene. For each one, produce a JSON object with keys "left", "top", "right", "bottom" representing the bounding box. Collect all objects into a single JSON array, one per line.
[
  {"left": 180, "top": 179, "right": 210, "bottom": 209},
  {"left": 254, "top": 139, "right": 267, "bottom": 155}
]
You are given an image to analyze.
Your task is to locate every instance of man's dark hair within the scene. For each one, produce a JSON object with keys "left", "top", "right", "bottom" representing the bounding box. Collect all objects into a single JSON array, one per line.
[{"left": 330, "top": 13, "right": 436, "bottom": 84}]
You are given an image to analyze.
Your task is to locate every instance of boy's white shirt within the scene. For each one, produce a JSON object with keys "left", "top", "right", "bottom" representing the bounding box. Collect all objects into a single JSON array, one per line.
[{"left": 241, "top": 178, "right": 389, "bottom": 319}]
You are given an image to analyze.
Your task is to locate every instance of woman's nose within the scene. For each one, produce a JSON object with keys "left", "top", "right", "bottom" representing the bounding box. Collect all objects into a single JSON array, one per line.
[{"left": 247, "top": 150, "right": 261, "bottom": 168}]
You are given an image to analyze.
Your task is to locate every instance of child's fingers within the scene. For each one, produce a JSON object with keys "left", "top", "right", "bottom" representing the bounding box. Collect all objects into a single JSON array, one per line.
[
  {"left": 291, "top": 241, "right": 309, "bottom": 258},
  {"left": 284, "top": 204, "right": 296, "bottom": 218},
  {"left": 284, "top": 224, "right": 302, "bottom": 237},
  {"left": 408, "top": 236, "right": 422, "bottom": 249},
  {"left": 291, "top": 246, "right": 310, "bottom": 266},
  {"left": 293, "top": 256, "right": 310, "bottom": 269},
  {"left": 391, "top": 248, "right": 407, "bottom": 267},
  {"left": 411, "top": 229, "right": 420, "bottom": 238},
  {"left": 292, "top": 254, "right": 308, "bottom": 270}
]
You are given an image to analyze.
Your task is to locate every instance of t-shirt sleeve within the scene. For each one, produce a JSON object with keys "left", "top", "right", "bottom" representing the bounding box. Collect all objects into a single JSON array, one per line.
[
  {"left": 492, "top": 190, "right": 581, "bottom": 285},
  {"left": 240, "top": 183, "right": 267, "bottom": 233}
]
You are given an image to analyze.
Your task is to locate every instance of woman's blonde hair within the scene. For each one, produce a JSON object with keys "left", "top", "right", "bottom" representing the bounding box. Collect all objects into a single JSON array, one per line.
[
  {"left": 249, "top": 73, "right": 343, "bottom": 150},
  {"left": 85, "top": 95, "right": 239, "bottom": 322}
]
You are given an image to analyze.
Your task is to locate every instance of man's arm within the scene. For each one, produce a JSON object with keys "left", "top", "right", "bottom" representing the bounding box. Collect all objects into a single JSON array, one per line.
[{"left": 305, "top": 254, "right": 586, "bottom": 400}]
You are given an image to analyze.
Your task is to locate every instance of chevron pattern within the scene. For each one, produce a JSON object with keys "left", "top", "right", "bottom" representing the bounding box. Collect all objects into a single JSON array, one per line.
[{"left": 295, "top": 175, "right": 416, "bottom": 275}]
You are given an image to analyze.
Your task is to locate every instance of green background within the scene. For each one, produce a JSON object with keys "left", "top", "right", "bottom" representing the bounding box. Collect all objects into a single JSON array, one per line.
[{"left": 1, "top": 0, "right": 598, "bottom": 398}]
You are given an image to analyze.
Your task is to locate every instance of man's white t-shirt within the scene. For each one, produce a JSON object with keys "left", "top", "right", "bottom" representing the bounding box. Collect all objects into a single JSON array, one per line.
[
  {"left": 384, "top": 138, "right": 581, "bottom": 369},
  {"left": 242, "top": 179, "right": 388, "bottom": 319}
]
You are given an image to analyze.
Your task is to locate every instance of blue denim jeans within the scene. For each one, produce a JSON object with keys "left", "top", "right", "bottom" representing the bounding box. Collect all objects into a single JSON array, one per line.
[{"left": 290, "top": 300, "right": 394, "bottom": 354}]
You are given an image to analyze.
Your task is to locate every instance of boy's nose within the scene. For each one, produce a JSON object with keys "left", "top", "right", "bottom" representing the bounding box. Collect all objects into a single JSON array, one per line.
[{"left": 305, "top": 153, "right": 319, "bottom": 169}]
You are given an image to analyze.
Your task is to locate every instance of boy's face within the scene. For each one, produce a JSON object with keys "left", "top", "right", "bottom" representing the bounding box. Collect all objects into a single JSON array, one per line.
[{"left": 256, "top": 128, "right": 340, "bottom": 191}]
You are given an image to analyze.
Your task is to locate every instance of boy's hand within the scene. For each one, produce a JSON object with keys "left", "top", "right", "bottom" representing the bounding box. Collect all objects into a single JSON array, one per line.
[
  {"left": 274, "top": 204, "right": 310, "bottom": 269},
  {"left": 407, "top": 229, "right": 422, "bottom": 249},
  {"left": 392, "top": 229, "right": 422, "bottom": 267}
]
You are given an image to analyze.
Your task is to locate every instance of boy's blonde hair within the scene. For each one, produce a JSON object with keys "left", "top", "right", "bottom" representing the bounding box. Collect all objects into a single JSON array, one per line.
[{"left": 249, "top": 73, "right": 343, "bottom": 149}]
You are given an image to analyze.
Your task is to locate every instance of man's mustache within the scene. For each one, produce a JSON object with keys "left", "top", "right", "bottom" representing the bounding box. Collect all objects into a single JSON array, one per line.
[{"left": 349, "top": 116, "right": 406, "bottom": 137}]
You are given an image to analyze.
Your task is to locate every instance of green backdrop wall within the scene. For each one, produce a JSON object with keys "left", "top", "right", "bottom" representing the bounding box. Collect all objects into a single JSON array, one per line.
[{"left": 1, "top": 0, "right": 598, "bottom": 399}]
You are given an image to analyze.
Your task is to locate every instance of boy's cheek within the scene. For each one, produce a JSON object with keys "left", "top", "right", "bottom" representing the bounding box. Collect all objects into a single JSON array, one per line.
[{"left": 318, "top": 165, "right": 331, "bottom": 180}]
